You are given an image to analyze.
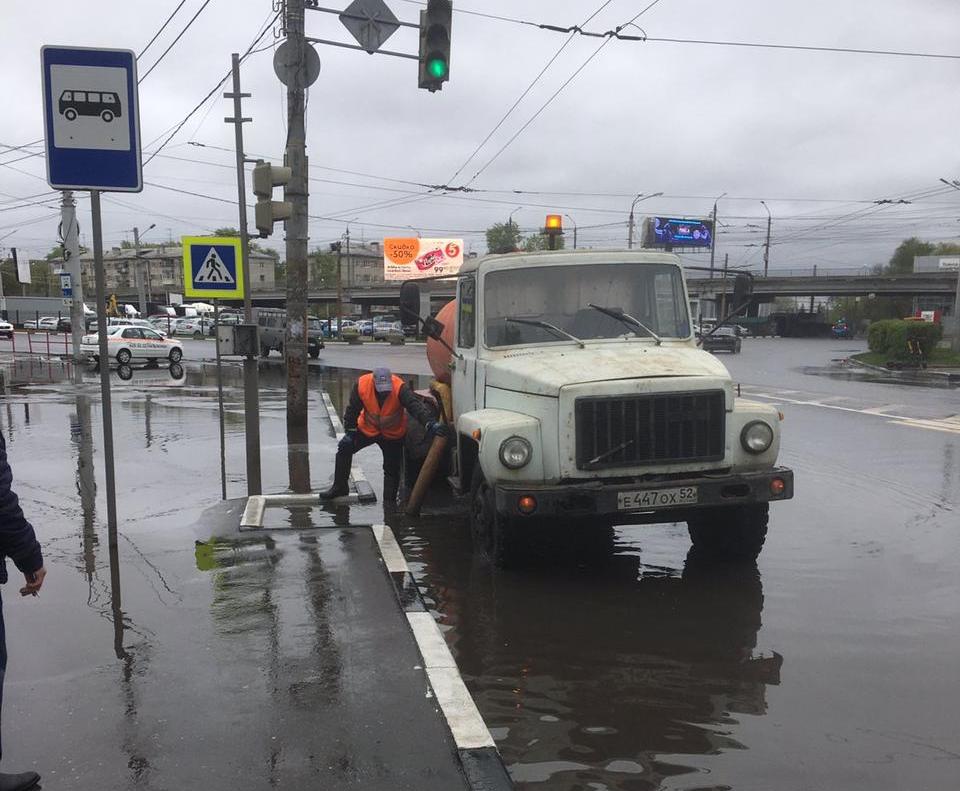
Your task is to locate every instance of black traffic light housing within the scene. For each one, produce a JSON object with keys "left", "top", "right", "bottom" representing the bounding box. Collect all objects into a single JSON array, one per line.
[{"left": 418, "top": 0, "right": 452, "bottom": 92}]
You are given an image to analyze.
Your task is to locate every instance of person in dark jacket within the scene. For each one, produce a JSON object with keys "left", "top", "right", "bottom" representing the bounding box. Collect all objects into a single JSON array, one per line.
[
  {"left": 0, "top": 431, "right": 44, "bottom": 791},
  {"left": 319, "top": 367, "right": 448, "bottom": 508}
]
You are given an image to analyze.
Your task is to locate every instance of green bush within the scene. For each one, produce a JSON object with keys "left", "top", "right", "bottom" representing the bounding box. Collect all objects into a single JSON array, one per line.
[{"left": 867, "top": 319, "right": 943, "bottom": 360}]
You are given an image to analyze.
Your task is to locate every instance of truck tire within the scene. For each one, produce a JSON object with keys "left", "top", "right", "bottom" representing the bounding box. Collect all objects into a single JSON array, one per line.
[
  {"left": 686, "top": 504, "right": 768, "bottom": 561},
  {"left": 469, "top": 466, "right": 521, "bottom": 568}
]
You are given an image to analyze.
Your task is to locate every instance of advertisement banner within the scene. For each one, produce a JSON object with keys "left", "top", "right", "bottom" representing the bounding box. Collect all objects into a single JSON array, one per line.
[
  {"left": 383, "top": 238, "right": 463, "bottom": 281},
  {"left": 647, "top": 217, "right": 713, "bottom": 248}
]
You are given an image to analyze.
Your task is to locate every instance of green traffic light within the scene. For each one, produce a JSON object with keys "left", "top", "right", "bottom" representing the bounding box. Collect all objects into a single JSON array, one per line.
[{"left": 427, "top": 57, "right": 448, "bottom": 80}]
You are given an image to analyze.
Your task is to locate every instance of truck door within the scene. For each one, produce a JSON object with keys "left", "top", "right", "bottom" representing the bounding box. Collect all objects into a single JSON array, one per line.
[{"left": 452, "top": 275, "right": 479, "bottom": 419}]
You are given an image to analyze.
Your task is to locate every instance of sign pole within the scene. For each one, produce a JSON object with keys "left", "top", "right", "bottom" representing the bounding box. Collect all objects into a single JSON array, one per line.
[
  {"left": 225, "top": 52, "right": 262, "bottom": 496},
  {"left": 90, "top": 190, "right": 119, "bottom": 541},
  {"left": 214, "top": 300, "right": 227, "bottom": 500}
]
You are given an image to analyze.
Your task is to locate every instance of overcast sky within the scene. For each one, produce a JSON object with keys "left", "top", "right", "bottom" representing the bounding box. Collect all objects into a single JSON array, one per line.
[{"left": 2, "top": 0, "right": 959, "bottom": 272}]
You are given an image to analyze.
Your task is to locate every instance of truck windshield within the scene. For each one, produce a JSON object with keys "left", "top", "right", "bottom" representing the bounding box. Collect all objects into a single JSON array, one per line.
[{"left": 484, "top": 263, "right": 690, "bottom": 348}]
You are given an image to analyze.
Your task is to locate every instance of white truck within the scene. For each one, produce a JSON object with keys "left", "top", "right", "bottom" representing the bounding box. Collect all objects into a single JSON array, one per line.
[{"left": 404, "top": 250, "right": 793, "bottom": 566}]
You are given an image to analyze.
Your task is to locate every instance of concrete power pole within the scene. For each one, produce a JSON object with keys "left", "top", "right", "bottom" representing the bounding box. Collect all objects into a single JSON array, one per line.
[
  {"left": 61, "top": 191, "right": 85, "bottom": 373},
  {"left": 133, "top": 226, "right": 147, "bottom": 316},
  {"left": 953, "top": 266, "right": 960, "bottom": 353},
  {"left": 284, "top": 0, "right": 311, "bottom": 493}
]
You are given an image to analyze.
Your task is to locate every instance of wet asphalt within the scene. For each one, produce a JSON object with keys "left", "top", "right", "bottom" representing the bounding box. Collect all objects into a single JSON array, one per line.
[{"left": 1, "top": 337, "right": 958, "bottom": 790}]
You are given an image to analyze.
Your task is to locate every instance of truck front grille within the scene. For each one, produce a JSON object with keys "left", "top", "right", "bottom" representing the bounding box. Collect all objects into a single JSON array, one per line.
[{"left": 575, "top": 391, "right": 725, "bottom": 470}]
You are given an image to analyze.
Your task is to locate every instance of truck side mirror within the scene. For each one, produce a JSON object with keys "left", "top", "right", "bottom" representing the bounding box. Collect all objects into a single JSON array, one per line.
[
  {"left": 731, "top": 273, "right": 753, "bottom": 314},
  {"left": 422, "top": 316, "right": 445, "bottom": 341},
  {"left": 399, "top": 282, "right": 422, "bottom": 326}
]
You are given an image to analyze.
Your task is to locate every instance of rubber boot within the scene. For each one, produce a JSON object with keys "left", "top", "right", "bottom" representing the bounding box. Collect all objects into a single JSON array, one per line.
[
  {"left": 383, "top": 474, "right": 400, "bottom": 513},
  {"left": 318, "top": 452, "right": 351, "bottom": 500}
]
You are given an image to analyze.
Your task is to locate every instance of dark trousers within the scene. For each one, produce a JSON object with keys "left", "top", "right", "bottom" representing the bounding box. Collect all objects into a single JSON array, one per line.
[
  {"left": 338, "top": 433, "right": 403, "bottom": 480},
  {"left": 0, "top": 591, "right": 6, "bottom": 762}
]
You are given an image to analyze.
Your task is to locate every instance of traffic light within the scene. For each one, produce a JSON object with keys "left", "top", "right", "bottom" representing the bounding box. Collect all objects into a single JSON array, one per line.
[
  {"left": 252, "top": 160, "right": 292, "bottom": 238},
  {"left": 418, "top": 0, "right": 452, "bottom": 92}
]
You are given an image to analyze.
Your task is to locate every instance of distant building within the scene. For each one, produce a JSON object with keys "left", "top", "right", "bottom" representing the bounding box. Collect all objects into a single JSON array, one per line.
[
  {"left": 78, "top": 244, "right": 278, "bottom": 296},
  {"left": 913, "top": 254, "right": 958, "bottom": 320},
  {"left": 343, "top": 240, "right": 384, "bottom": 286}
]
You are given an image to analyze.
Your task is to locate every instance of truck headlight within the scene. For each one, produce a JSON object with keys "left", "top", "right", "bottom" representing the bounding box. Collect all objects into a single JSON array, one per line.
[
  {"left": 499, "top": 436, "right": 532, "bottom": 469},
  {"left": 740, "top": 421, "right": 774, "bottom": 454}
]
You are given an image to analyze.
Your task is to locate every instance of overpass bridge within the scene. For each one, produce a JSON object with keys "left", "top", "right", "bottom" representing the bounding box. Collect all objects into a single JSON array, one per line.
[{"left": 111, "top": 269, "right": 957, "bottom": 315}]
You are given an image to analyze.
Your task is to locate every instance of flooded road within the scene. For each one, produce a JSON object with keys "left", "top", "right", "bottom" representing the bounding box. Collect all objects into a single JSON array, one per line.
[{"left": 0, "top": 338, "right": 957, "bottom": 790}]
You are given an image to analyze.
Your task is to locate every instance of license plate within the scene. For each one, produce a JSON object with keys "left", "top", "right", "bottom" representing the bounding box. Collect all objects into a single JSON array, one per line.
[{"left": 618, "top": 486, "right": 698, "bottom": 510}]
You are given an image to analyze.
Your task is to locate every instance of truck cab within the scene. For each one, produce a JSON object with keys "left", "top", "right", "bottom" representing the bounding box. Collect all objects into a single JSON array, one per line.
[{"left": 440, "top": 250, "right": 793, "bottom": 565}]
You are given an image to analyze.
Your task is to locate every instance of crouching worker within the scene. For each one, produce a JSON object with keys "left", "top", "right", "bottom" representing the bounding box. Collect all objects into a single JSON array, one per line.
[{"left": 319, "top": 367, "right": 450, "bottom": 508}]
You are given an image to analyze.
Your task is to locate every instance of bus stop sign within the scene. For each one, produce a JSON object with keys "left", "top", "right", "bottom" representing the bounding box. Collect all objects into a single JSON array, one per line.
[{"left": 41, "top": 46, "right": 142, "bottom": 192}]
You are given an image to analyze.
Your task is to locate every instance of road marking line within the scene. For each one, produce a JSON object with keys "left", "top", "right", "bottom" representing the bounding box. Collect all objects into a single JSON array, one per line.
[
  {"left": 860, "top": 404, "right": 906, "bottom": 415},
  {"left": 747, "top": 393, "right": 960, "bottom": 433}
]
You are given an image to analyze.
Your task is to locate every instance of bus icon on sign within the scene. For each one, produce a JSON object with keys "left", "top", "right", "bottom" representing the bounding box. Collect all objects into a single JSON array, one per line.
[{"left": 59, "top": 90, "right": 122, "bottom": 122}]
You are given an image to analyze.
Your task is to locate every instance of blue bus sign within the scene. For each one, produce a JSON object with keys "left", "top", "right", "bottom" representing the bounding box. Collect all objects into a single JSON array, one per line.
[{"left": 41, "top": 46, "right": 142, "bottom": 192}]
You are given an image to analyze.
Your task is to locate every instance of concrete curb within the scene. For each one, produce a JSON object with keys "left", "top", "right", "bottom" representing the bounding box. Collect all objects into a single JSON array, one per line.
[
  {"left": 847, "top": 357, "right": 960, "bottom": 383},
  {"left": 371, "top": 524, "right": 513, "bottom": 791}
]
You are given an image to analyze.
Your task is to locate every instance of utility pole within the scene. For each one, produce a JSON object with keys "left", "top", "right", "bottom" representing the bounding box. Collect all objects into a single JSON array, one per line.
[
  {"left": 345, "top": 224, "right": 351, "bottom": 312},
  {"left": 61, "top": 190, "right": 85, "bottom": 373},
  {"left": 761, "top": 200, "right": 772, "bottom": 277},
  {"left": 332, "top": 241, "right": 343, "bottom": 337},
  {"left": 133, "top": 226, "right": 147, "bottom": 316},
  {"left": 953, "top": 264, "right": 960, "bottom": 353},
  {"left": 284, "top": 0, "right": 311, "bottom": 493},
  {"left": 225, "top": 51, "right": 262, "bottom": 496},
  {"left": 720, "top": 253, "right": 729, "bottom": 317},
  {"left": 628, "top": 194, "right": 642, "bottom": 249},
  {"left": 565, "top": 214, "right": 577, "bottom": 249},
  {"left": 708, "top": 202, "right": 719, "bottom": 278}
]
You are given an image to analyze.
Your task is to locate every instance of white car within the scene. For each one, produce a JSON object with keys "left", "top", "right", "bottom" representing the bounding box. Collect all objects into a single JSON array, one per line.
[
  {"left": 172, "top": 317, "right": 214, "bottom": 338},
  {"left": 82, "top": 326, "right": 184, "bottom": 364},
  {"left": 0, "top": 320, "right": 12, "bottom": 339},
  {"left": 24, "top": 316, "right": 60, "bottom": 331}
]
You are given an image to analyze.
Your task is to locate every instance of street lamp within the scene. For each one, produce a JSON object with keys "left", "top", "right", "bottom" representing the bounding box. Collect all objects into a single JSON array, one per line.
[
  {"left": 760, "top": 200, "right": 772, "bottom": 277},
  {"left": 627, "top": 192, "right": 663, "bottom": 248},
  {"left": 564, "top": 214, "right": 577, "bottom": 249},
  {"left": 507, "top": 206, "right": 522, "bottom": 251},
  {"left": 709, "top": 192, "right": 727, "bottom": 279}
]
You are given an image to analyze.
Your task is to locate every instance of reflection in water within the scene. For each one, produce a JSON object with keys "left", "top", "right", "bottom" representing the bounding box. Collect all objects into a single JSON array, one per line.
[
  {"left": 409, "top": 526, "right": 782, "bottom": 789},
  {"left": 71, "top": 395, "right": 98, "bottom": 586}
]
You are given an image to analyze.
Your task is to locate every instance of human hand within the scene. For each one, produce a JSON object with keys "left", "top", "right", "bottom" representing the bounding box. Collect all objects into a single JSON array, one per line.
[{"left": 20, "top": 567, "right": 46, "bottom": 597}]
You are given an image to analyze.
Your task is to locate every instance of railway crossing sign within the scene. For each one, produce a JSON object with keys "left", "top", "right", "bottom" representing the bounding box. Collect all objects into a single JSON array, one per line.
[
  {"left": 182, "top": 237, "right": 245, "bottom": 299},
  {"left": 41, "top": 46, "right": 142, "bottom": 191}
]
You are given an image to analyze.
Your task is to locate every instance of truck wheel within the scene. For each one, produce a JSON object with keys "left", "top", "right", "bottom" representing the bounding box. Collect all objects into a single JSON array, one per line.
[
  {"left": 309, "top": 347, "right": 320, "bottom": 359},
  {"left": 469, "top": 466, "right": 520, "bottom": 568},
  {"left": 687, "top": 504, "right": 769, "bottom": 561}
]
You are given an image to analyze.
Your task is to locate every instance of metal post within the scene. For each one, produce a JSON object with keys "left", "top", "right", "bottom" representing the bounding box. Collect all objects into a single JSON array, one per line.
[
  {"left": 134, "top": 226, "right": 147, "bottom": 316},
  {"left": 284, "top": 0, "right": 311, "bottom": 493},
  {"left": 709, "top": 201, "right": 719, "bottom": 279},
  {"left": 720, "top": 253, "right": 728, "bottom": 318},
  {"left": 952, "top": 267, "right": 960, "bottom": 353},
  {"left": 90, "top": 190, "right": 119, "bottom": 542},
  {"left": 214, "top": 300, "right": 227, "bottom": 501},
  {"left": 761, "top": 201, "right": 772, "bottom": 277},
  {"left": 61, "top": 191, "right": 85, "bottom": 373},
  {"left": 335, "top": 241, "right": 343, "bottom": 337},
  {"left": 226, "top": 51, "right": 262, "bottom": 496}
]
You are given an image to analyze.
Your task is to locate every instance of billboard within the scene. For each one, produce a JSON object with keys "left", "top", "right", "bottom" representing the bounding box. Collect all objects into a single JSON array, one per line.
[
  {"left": 383, "top": 238, "right": 463, "bottom": 281},
  {"left": 647, "top": 217, "right": 713, "bottom": 249}
]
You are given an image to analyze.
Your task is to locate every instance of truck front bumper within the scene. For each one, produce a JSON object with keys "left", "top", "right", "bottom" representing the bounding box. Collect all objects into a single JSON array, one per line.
[{"left": 494, "top": 467, "right": 793, "bottom": 522}]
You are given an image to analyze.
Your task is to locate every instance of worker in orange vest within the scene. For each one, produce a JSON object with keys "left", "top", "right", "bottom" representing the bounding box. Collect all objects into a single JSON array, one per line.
[{"left": 319, "top": 367, "right": 448, "bottom": 507}]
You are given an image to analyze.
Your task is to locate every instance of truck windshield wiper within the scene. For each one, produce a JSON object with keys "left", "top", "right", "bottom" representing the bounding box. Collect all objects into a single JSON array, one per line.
[
  {"left": 504, "top": 317, "right": 585, "bottom": 349},
  {"left": 588, "top": 304, "right": 662, "bottom": 345}
]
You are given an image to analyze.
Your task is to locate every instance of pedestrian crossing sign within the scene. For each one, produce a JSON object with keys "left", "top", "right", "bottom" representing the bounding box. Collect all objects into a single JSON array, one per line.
[{"left": 182, "top": 236, "right": 245, "bottom": 299}]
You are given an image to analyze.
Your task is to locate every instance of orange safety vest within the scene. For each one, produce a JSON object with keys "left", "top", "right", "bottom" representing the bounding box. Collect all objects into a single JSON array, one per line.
[{"left": 356, "top": 373, "right": 408, "bottom": 439}]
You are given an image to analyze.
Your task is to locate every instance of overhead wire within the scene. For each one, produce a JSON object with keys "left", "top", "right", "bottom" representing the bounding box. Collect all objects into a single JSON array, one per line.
[
  {"left": 139, "top": 0, "right": 214, "bottom": 83},
  {"left": 138, "top": 0, "right": 188, "bottom": 59}
]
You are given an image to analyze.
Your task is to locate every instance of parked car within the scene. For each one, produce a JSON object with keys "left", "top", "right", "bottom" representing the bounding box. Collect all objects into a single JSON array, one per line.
[
  {"left": 81, "top": 325, "right": 184, "bottom": 364},
  {"left": 701, "top": 325, "right": 742, "bottom": 354},
  {"left": 253, "top": 308, "right": 322, "bottom": 358},
  {"left": 356, "top": 319, "right": 374, "bottom": 337},
  {"left": 172, "top": 317, "right": 215, "bottom": 339},
  {"left": 0, "top": 320, "right": 13, "bottom": 339},
  {"left": 373, "top": 321, "right": 403, "bottom": 340},
  {"left": 23, "top": 316, "right": 60, "bottom": 331},
  {"left": 307, "top": 317, "right": 328, "bottom": 349}
]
